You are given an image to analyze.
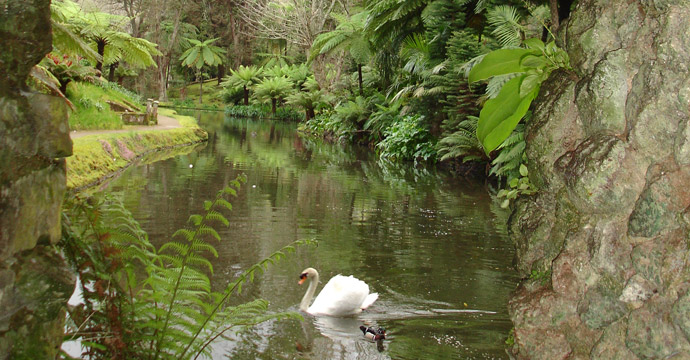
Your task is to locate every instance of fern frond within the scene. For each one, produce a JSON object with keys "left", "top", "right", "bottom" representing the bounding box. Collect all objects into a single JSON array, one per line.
[
  {"left": 198, "top": 224, "right": 221, "bottom": 242},
  {"left": 487, "top": 5, "right": 525, "bottom": 48},
  {"left": 486, "top": 73, "right": 518, "bottom": 99},
  {"left": 173, "top": 229, "right": 195, "bottom": 242},
  {"left": 159, "top": 241, "right": 190, "bottom": 256},
  {"left": 205, "top": 210, "right": 229, "bottom": 226}
]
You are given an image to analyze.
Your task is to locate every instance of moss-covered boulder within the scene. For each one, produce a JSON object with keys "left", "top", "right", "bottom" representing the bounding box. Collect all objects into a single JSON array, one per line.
[{"left": 0, "top": 0, "right": 74, "bottom": 358}]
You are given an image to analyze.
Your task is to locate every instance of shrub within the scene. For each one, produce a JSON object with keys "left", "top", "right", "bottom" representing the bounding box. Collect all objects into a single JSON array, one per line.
[{"left": 376, "top": 114, "right": 437, "bottom": 163}]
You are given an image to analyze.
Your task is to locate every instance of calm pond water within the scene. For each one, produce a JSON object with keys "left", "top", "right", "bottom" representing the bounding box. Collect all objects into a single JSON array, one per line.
[{"left": 103, "top": 111, "right": 518, "bottom": 359}]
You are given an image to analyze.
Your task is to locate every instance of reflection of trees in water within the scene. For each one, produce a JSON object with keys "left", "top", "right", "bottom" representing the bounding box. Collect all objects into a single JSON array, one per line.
[{"left": 104, "top": 112, "right": 517, "bottom": 359}]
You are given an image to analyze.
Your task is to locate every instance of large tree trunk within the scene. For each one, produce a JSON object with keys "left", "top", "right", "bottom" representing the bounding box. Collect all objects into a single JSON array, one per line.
[
  {"left": 357, "top": 63, "right": 363, "bottom": 96},
  {"left": 198, "top": 71, "right": 203, "bottom": 105},
  {"left": 155, "top": 8, "right": 182, "bottom": 102},
  {"left": 217, "top": 64, "right": 225, "bottom": 85},
  {"left": 96, "top": 39, "right": 106, "bottom": 73},
  {"left": 549, "top": 0, "right": 560, "bottom": 33},
  {"left": 508, "top": 1, "right": 690, "bottom": 359},
  {"left": 107, "top": 62, "right": 119, "bottom": 82}
]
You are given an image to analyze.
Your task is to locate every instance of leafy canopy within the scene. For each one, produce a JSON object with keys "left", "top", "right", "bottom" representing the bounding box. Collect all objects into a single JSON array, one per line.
[{"left": 179, "top": 38, "right": 226, "bottom": 70}]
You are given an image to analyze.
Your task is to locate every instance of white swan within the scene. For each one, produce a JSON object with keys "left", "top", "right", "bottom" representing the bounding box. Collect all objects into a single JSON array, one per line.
[{"left": 299, "top": 267, "right": 378, "bottom": 316}]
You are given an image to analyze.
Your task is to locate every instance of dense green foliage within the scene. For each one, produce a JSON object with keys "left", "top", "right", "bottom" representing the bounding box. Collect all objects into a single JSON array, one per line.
[
  {"left": 468, "top": 39, "right": 570, "bottom": 153},
  {"left": 60, "top": 176, "right": 315, "bottom": 359},
  {"left": 225, "top": 104, "right": 302, "bottom": 122}
]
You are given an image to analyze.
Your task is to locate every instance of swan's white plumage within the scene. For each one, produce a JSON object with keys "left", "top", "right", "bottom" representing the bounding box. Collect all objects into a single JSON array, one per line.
[{"left": 300, "top": 269, "right": 378, "bottom": 316}]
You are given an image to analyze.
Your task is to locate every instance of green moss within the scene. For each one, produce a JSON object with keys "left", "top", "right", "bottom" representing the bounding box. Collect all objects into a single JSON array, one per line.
[{"left": 66, "top": 109, "right": 207, "bottom": 190}]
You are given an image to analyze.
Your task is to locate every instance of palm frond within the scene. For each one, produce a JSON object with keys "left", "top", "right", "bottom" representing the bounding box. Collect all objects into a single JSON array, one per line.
[{"left": 487, "top": 5, "right": 524, "bottom": 47}]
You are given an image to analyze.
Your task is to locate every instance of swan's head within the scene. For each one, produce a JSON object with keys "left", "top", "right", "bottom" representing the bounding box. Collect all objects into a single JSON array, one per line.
[{"left": 298, "top": 267, "right": 318, "bottom": 285}]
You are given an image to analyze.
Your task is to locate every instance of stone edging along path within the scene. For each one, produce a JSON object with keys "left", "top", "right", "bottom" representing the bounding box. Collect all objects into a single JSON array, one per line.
[
  {"left": 69, "top": 113, "right": 183, "bottom": 139},
  {"left": 66, "top": 109, "right": 208, "bottom": 192}
]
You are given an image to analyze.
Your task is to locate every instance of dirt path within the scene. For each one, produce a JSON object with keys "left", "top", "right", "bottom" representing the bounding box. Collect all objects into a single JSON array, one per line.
[{"left": 70, "top": 114, "right": 181, "bottom": 139}]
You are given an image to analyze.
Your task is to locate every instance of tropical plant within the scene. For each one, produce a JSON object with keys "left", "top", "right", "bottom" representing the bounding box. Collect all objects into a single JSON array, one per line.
[
  {"left": 50, "top": 0, "right": 101, "bottom": 64},
  {"left": 332, "top": 95, "right": 371, "bottom": 128},
  {"left": 225, "top": 104, "right": 265, "bottom": 118},
  {"left": 389, "top": 33, "right": 447, "bottom": 102},
  {"left": 285, "top": 90, "right": 329, "bottom": 121},
  {"left": 60, "top": 176, "right": 316, "bottom": 359},
  {"left": 284, "top": 63, "right": 312, "bottom": 90},
  {"left": 365, "top": 0, "right": 428, "bottom": 49},
  {"left": 52, "top": 0, "right": 160, "bottom": 79},
  {"left": 253, "top": 76, "right": 294, "bottom": 117},
  {"left": 437, "top": 115, "right": 487, "bottom": 163},
  {"left": 221, "top": 65, "right": 264, "bottom": 105},
  {"left": 468, "top": 37, "right": 570, "bottom": 154},
  {"left": 310, "top": 10, "right": 373, "bottom": 95},
  {"left": 488, "top": 120, "right": 527, "bottom": 183},
  {"left": 41, "top": 53, "right": 97, "bottom": 93},
  {"left": 364, "top": 97, "right": 404, "bottom": 142},
  {"left": 179, "top": 37, "right": 226, "bottom": 104},
  {"left": 376, "top": 114, "right": 436, "bottom": 163},
  {"left": 496, "top": 162, "right": 536, "bottom": 208}
]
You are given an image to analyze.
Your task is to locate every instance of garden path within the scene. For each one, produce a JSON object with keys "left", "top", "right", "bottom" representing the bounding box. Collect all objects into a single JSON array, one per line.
[{"left": 69, "top": 114, "right": 180, "bottom": 139}]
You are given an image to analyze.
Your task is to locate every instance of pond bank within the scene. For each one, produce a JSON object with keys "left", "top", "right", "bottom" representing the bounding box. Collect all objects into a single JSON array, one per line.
[{"left": 66, "top": 108, "right": 208, "bottom": 192}]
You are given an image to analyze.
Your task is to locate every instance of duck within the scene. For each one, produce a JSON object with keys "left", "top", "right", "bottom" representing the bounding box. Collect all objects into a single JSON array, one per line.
[
  {"left": 298, "top": 267, "right": 378, "bottom": 316},
  {"left": 359, "top": 325, "right": 386, "bottom": 341}
]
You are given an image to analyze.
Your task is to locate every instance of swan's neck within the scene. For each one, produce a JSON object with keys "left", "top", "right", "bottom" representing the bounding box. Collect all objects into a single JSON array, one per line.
[{"left": 300, "top": 271, "right": 319, "bottom": 312}]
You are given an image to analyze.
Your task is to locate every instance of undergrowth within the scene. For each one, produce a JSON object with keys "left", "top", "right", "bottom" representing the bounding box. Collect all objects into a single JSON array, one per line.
[
  {"left": 225, "top": 104, "right": 302, "bottom": 122},
  {"left": 66, "top": 81, "right": 144, "bottom": 130},
  {"left": 60, "top": 175, "right": 316, "bottom": 359}
]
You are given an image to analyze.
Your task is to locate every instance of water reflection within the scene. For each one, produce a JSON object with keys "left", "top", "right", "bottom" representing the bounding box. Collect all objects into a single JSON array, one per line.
[{"left": 104, "top": 110, "right": 517, "bottom": 359}]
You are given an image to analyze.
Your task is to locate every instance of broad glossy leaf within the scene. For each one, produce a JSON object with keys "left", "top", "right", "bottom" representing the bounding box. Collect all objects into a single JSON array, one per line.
[
  {"left": 520, "top": 54, "right": 547, "bottom": 69},
  {"left": 477, "top": 75, "right": 538, "bottom": 154},
  {"left": 468, "top": 48, "right": 540, "bottom": 83},
  {"left": 523, "top": 38, "right": 545, "bottom": 51},
  {"left": 519, "top": 73, "right": 541, "bottom": 97}
]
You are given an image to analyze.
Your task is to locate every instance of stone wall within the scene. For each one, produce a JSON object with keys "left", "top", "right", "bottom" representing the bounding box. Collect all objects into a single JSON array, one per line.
[
  {"left": 0, "top": 0, "right": 75, "bottom": 358},
  {"left": 508, "top": 1, "right": 690, "bottom": 358}
]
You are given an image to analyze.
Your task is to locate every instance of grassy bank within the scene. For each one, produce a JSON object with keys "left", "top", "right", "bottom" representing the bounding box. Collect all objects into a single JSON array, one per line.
[
  {"left": 66, "top": 108, "right": 207, "bottom": 191},
  {"left": 66, "top": 81, "right": 144, "bottom": 130}
]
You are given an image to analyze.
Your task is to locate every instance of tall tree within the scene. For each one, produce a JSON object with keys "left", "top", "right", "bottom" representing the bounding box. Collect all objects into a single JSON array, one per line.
[
  {"left": 310, "top": 10, "right": 372, "bottom": 95},
  {"left": 221, "top": 65, "right": 264, "bottom": 105},
  {"left": 253, "top": 76, "right": 294, "bottom": 117},
  {"left": 179, "top": 37, "right": 225, "bottom": 104},
  {"left": 52, "top": 0, "right": 160, "bottom": 78},
  {"left": 238, "top": 0, "right": 346, "bottom": 87}
]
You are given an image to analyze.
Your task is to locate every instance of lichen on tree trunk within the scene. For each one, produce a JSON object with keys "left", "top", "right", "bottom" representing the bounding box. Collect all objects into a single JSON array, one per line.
[{"left": 508, "top": 1, "right": 690, "bottom": 359}]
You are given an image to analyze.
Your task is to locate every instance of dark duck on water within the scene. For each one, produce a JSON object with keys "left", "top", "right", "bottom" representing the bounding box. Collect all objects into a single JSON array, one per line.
[{"left": 359, "top": 326, "right": 386, "bottom": 341}]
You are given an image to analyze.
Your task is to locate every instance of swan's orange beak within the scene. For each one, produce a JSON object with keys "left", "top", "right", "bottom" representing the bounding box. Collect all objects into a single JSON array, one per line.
[{"left": 298, "top": 278, "right": 306, "bottom": 285}]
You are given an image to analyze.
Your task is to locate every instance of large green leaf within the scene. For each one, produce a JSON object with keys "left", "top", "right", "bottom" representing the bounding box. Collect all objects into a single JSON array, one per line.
[
  {"left": 468, "top": 48, "right": 539, "bottom": 83},
  {"left": 201, "top": 47, "right": 214, "bottom": 68},
  {"left": 477, "top": 75, "right": 538, "bottom": 154}
]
